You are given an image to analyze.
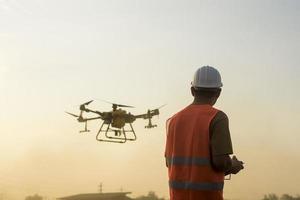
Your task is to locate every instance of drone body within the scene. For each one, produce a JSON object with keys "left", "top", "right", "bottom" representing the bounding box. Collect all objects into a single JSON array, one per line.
[{"left": 66, "top": 100, "right": 163, "bottom": 143}]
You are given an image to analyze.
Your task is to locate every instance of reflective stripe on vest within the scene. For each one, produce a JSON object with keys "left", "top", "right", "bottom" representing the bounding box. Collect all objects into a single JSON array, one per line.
[
  {"left": 169, "top": 181, "right": 224, "bottom": 191},
  {"left": 166, "top": 156, "right": 210, "bottom": 166}
]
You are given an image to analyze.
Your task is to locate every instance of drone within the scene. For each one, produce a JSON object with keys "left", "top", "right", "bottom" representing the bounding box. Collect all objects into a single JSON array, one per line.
[{"left": 66, "top": 100, "right": 164, "bottom": 143}]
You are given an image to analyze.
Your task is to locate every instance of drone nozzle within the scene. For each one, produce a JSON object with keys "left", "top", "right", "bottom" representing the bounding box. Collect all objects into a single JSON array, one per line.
[
  {"left": 80, "top": 104, "right": 85, "bottom": 111},
  {"left": 77, "top": 116, "right": 85, "bottom": 122},
  {"left": 153, "top": 109, "right": 159, "bottom": 115},
  {"left": 83, "top": 100, "right": 93, "bottom": 105},
  {"left": 80, "top": 100, "right": 93, "bottom": 110}
]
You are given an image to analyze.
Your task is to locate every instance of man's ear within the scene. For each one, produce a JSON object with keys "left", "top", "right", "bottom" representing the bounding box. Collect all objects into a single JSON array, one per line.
[
  {"left": 191, "top": 87, "right": 195, "bottom": 97},
  {"left": 216, "top": 89, "right": 222, "bottom": 98}
]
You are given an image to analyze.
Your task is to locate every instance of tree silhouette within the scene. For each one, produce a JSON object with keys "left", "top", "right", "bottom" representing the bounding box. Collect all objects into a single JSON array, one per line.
[
  {"left": 24, "top": 194, "right": 43, "bottom": 200},
  {"left": 281, "top": 194, "right": 295, "bottom": 200},
  {"left": 263, "top": 194, "right": 279, "bottom": 200},
  {"left": 135, "top": 191, "right": 165, "bottom": 200},
  {"left": 262, "top": 194, "right": 300, "bottom": 200}
]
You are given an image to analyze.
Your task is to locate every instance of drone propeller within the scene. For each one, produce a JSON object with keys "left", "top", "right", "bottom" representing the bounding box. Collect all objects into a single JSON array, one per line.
[
  {"left": 114, "top": 103, "right": 134, "bottom": 108},
  {"left": 68, "top": 100, "right": 94, "bottom": 108},
  {"left": 80, "top": 100, "right": 93, "bottom": 111},
  {"left": 158, "top": 104, "right": 166, "bottom": 117},
  {"left": 65, "top": 112, "right": 79, "bottom": 118},
  {"left": 156, "top": 104, "right": 167, "bottom": 110},
  {"left": 98, "top": 99, "right": 134, "bottom": 108},
  {"left": 82, "top": 100, "right": 93, "bottom": 106},
  {"left": 150, "top": 104, "right": 166, "bottom": 114}
]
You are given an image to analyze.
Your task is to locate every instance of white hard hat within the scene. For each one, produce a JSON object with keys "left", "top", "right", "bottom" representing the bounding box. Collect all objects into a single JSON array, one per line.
[{"left": 191, "top": 66, "right": 223, "bottom": 88}]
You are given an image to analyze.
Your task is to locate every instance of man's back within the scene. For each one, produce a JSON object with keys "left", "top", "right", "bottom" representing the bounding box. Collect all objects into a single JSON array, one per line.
[
  {"left": 165, "top": 104, "right": 224, "bottom": 200},
  {"left": 165, "top": 66, "right": 244, "bottom": 200}
]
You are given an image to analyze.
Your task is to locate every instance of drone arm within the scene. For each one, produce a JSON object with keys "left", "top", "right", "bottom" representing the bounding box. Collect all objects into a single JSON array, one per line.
[
  {"left": 85, "top": 116, "right": 103, "bottom": 121},
  {"left": 135, "top": 109, "right": 159, "bottom": 119},
  {"left": 83, "top": 108, "right": 104, "bottom": 116},
  {"left": 134, "top": 114, "right": 148, "bottom": 119}
]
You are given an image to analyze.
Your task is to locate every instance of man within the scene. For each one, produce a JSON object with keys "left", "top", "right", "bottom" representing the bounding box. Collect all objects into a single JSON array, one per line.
[{"left": 165, "top": 66, "right": 244, "bottom": 200}]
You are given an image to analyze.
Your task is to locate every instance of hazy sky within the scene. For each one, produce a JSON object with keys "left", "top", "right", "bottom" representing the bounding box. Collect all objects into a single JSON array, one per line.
[{"left": 0, "top": 0, "right": 300, "bottom": 199}]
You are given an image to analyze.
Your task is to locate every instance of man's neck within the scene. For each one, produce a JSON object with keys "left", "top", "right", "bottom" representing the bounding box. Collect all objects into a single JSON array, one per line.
[{"left": 192, "top": 98, "right": 214, "bottom": 105}]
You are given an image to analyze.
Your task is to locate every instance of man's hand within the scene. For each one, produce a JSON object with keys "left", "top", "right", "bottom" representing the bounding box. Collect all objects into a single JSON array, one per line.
[{"left": 226, "top": 155, "right": 244, "bottom": 175}]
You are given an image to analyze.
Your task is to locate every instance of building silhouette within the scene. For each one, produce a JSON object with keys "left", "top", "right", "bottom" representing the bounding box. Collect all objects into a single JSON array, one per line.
[{"left": 57, "top": 192, "right": 132, "bottom": 200}]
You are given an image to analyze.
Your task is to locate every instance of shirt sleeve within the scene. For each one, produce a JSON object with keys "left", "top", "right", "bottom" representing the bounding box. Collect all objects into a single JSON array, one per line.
[
  {"left": 165, "top": 118, "right": 172, "bottom": 158},
  {"left": 210, "top": 111, "right": 233, "bottom": 156}
]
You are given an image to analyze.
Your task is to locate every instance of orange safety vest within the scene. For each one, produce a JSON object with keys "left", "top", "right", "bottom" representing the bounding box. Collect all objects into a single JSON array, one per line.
[{"left": 165, "top": 104, "right": 224, "bottom": 200}]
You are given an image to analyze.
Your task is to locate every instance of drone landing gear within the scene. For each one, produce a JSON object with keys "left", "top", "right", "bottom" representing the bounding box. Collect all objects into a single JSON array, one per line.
[
  {"left": 79, "top": 121, "right": 90, "bottom": 133},
  {"left": 96, "top": 122, "right": 136, "bottom": 143},
  {"left": 145, "top": 118, "right": 157, "bottom": 129}
]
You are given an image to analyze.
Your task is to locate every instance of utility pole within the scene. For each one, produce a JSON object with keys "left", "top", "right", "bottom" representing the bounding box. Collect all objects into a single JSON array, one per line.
[{"left": 98, "top": 183, "right": 103, "bottom": 193}]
